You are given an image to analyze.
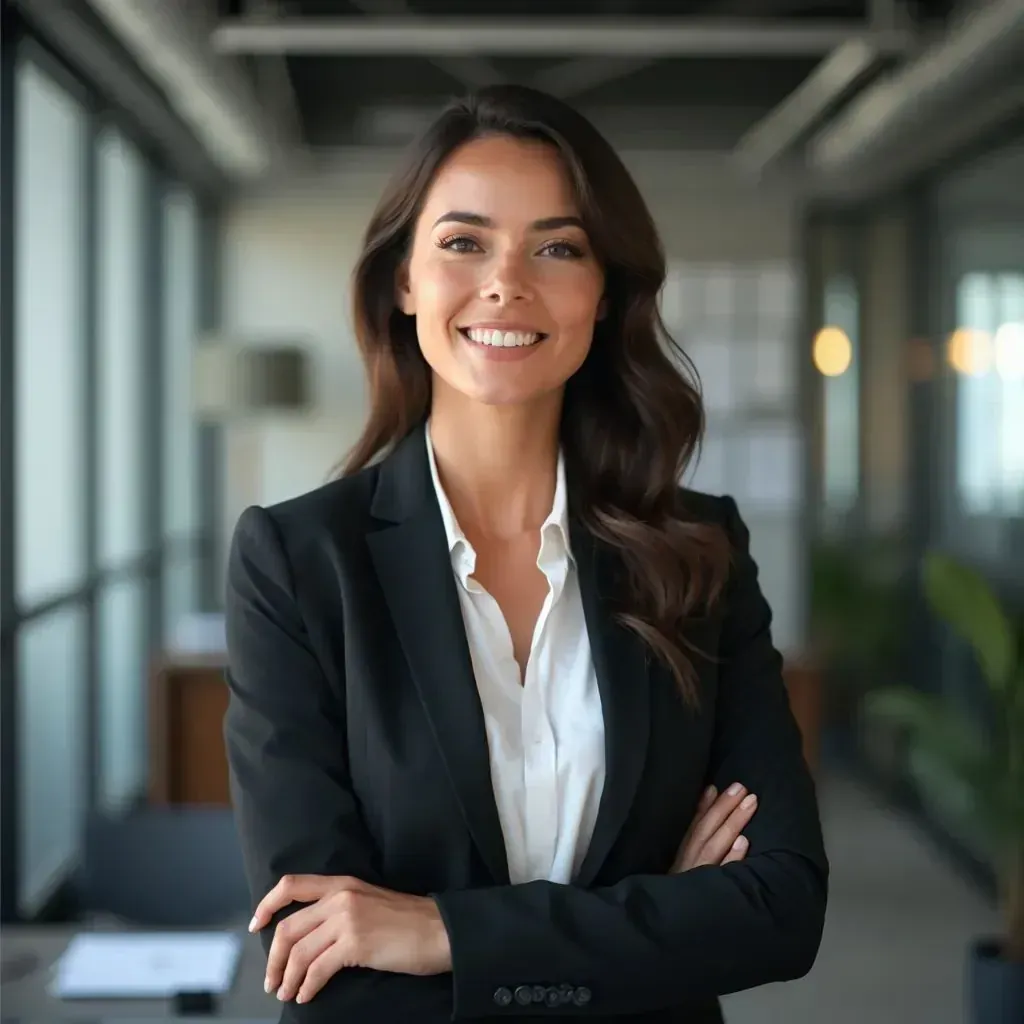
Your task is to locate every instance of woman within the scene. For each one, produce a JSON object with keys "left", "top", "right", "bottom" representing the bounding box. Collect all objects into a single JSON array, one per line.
[{"left": 224, "top": 84, "right": 828, "bottom": 1023}]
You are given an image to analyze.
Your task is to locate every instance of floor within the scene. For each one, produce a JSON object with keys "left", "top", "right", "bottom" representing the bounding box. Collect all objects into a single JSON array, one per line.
[
  {"left": 1, "top": 772, "right": 999, "bottom": 1022},
  {"left": 722, "top": 772, "right": 999, "bottom": 1024}
]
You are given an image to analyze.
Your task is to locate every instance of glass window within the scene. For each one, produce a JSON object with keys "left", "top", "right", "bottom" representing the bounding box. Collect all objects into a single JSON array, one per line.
[
  {"left": 14, "top": 61, "right": 86, "bottom": 606},
  {"left": 820, "top": 273, "right": 860, "bottom": 520},
  {"left": 164, "top": 556, "right": 199, "bottom": 644},
  {"left": 18, "top": 605, "right": 87, "bottom": 914},
  {"left": 162, "top": 187, "right": 200, "bottom": 540},
  {"left": 97, "top": 127, "right": 147, "bottom": 567},
  {"left": 98, "top": 578, "right": 148, "bottom": 813},
  {"left": 952, "top": 271, "right": 1024, "bottom": 517}
]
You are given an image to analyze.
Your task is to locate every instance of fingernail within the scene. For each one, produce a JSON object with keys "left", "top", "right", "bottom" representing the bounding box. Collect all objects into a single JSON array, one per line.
[
  {"left": 296, "top": 993, "right": 306, "bottom": 1004},
  {"left": 264, "top": 978, "right": 272, "bottom": 994},
  {"left": 704, "top": 785, "right": 717, "bottom": 800},
  {"left": 733, "top": 836, "right": 748, "bottom": 851},
  {"left": 728, "top": 782, "right": 743, "bottom": 796},
  {"left": 277, "top": 989, "right": 287, "bottom": 1001},
  {"left": 248, "top": 915, "right": 259, "bottom": 933},
  {"left": 741, "top": 793, "right": 757, "bottom": 809}
]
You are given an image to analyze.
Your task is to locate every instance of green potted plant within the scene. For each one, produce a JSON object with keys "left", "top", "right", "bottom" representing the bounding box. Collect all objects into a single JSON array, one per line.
[
  {"left": 810, "top": 536, "right": 908, "bottom": 762},
  {"left": 864, "top": 552, "right": 1024, "bottom": 1023}
]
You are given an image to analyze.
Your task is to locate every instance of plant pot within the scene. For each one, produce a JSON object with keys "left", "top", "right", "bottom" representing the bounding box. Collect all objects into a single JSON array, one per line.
[{"left": 968, "top": 938, "right": 1024, "bottom": 1024}]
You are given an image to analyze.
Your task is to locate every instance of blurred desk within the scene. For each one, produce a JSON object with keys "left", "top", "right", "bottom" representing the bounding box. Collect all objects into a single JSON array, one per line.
[
  {"left": 0, "top": 924, "right": 274, "bottom": 1020},
  {"left": 149, "top": 652, "right": 230, "bottom": 807}
]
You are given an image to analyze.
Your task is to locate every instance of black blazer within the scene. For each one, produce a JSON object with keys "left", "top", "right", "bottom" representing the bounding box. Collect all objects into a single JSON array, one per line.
[{"left": 224, "top": 423, "right": 828, "bottom": 1024}]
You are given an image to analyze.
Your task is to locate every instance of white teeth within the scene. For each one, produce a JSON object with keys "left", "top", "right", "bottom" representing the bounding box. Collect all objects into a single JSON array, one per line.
[{"left": 465, "top": 328, "right": 541, "bottom": 348}]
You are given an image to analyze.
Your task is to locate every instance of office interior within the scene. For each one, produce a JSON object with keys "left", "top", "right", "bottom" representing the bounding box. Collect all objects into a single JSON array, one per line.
[{"left": 0, "top": 1, "right": 1022, "bottom": 1021}]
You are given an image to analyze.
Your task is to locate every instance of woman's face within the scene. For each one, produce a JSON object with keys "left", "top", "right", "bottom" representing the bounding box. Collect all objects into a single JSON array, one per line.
[{"left": 397, "top": 134, "right": 605, "bottom": 408}]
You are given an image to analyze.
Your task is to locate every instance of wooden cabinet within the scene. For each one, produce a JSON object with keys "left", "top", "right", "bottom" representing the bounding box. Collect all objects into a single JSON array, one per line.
[
  {"left": 783, "top": 657, "right": 823, "bottom": 777},
  {"left": 149, "top": 654, "right": 231, "bottom": 807}
]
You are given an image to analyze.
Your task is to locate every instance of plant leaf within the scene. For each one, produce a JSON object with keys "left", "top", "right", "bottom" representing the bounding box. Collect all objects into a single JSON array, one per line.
[
  {"left": 865, "top": 688, "right": 992, "bottom": 778},
  {"left": 923, "top": 552, "right": 1016, "bottom": 692},
  {"left": 866, "top": 687, "right": 1024, "bottom": 844}
]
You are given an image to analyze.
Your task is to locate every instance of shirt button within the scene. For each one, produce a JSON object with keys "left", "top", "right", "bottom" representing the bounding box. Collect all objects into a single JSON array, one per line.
[{"left": 493, "top": 986, "right": 512, "bottom": 1007}]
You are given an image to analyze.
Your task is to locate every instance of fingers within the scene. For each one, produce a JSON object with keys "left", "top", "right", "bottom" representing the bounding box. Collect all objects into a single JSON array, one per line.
[
  {"left": 297, "top": 943, "right": 349, "bottom": 1005},
  {"left": 678, "top": 785, "right": 717, "bottom": 850},
  {"left": 251, "top": 874, "right": 329, "bottom": 932},
  {"left": 694, "top": 791, "right": 757, "bottom": 868},
  {"left": 689, "top": 784, "right": 748, "bottom": 850},
  {"left": 673, "top": 783, "right": 758, "bottom": 872},
  {"left": 251, "top": 874, "right": 368, "bottom": 932},
  {"left": 264, "top": 903, "right": 328, "bottom": 993},
  {"left": 274, "top": 922, "right": 336, "bottom": 1002},
  {"left": 721, "top": 836, "right": 749, "bottom": 865}
]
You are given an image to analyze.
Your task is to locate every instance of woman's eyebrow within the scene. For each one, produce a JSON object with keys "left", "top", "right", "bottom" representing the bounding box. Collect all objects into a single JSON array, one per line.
[{"left": 431, "top": 211, "right": 586, "bottom": 232}]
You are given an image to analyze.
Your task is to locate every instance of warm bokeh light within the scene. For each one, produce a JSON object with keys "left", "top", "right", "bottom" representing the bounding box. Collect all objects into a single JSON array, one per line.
[
  {"left": 946, "top": 327, "right": 993, "bottom": 376},
  {"left": 993, "top": 321, "right": 1024, "bottom": 381},
  {"left": 812, "top": 326, "right": 853, "bottom": 377}
]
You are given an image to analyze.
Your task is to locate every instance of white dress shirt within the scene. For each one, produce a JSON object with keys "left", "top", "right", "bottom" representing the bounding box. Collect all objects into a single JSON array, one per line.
[{"left": 425, "top": 425, "right": 606, "bottom": 885}]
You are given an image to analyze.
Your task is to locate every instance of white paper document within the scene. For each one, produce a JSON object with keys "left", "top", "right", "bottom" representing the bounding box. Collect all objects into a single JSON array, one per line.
[{"left": 49, "top": 931, "right": 242, "bottom": 999}]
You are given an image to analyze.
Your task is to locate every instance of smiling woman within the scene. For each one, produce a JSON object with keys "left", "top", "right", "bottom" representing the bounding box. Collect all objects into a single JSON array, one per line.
[
  {"left": 223, "top": 84, "right": 828, "bottom": 1024},
  {"left": 396, "top": 136, "right": 604, "bottom": 429}
]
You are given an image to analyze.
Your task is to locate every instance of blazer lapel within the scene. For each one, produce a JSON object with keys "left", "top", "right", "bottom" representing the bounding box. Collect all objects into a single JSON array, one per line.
[
  {"left": 367, "top": 424, "right": 510, "bottom": 886},
  {"left": 571, "top": 522, "right": 652, "bottom": 888}
]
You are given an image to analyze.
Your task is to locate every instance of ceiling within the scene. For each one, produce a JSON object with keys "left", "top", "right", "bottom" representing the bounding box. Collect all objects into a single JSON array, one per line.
[{"left": 213, "top": 0, "right": 959, "bottom": 151}]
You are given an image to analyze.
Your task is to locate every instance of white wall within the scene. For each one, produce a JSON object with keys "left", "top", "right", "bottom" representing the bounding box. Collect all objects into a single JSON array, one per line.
[{"left": 220, "top": 148, "right": 807, "bottom": 652}]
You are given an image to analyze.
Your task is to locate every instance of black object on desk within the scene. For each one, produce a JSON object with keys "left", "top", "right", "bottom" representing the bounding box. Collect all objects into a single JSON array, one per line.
[{"left": 172, "top": 990, "right": 218, "bottom": 1016}]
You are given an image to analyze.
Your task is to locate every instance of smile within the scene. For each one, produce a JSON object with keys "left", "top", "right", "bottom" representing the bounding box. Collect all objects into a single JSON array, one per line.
[{"left": 459, "top": 327, "right": 547, "bottom": 348}]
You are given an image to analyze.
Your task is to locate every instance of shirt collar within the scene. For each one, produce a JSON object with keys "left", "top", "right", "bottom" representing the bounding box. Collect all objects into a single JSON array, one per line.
[{"left": 424, "top": 420, "right": 574, "bottom": 565}]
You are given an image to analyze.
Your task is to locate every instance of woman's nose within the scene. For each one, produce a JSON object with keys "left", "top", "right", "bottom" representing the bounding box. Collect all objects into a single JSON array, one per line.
[{"left": 480, "top": 255, "right": 534, "bottom": 304}]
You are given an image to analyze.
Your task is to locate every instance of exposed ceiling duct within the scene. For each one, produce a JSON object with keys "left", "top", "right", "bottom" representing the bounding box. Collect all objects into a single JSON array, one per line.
[
  {"left": 84, "top": 0, "right": 280, "bottom": 179},
  {"left": 809, "top": 0, "right": 1024, "bottom": 175},
  {"left": 210, "top": 16, "right": 916, "bottom": 58},
  {"left": 733, "top": 37, "right": 884, "bottom": 177}
]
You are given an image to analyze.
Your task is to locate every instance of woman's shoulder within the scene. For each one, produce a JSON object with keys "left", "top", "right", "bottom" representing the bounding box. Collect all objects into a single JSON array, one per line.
[
  {"left": 231, "top": 462, "right": 383, "bottom": 571},
  {"left": 676, "top": 486, "right": 740, "bottom": 531}
]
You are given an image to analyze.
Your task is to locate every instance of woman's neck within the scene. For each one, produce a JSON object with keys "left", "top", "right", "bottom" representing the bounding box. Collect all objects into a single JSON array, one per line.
[{"left": 428, "top": 388, "right": 562, "bottom": 540}]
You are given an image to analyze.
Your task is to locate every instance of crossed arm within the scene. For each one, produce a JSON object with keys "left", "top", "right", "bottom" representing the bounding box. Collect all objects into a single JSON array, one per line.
[{"left": 224, "top": 500, "right": 828, "bottom": 1017}]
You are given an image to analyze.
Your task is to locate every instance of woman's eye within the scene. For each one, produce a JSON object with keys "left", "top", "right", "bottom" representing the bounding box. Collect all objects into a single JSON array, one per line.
[
  {"left": 541, "top": 241, "right": 584, "bottom": 259},
  {"left": 437, "top": 235, "right": 480, "bottom": 253}
]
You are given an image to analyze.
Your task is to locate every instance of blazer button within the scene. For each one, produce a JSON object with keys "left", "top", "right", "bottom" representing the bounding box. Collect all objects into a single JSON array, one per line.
[
  {"left": 572, "top": 986, "right": 593, "bottom": 1006},
  {"left": 493, "top": 986, "right": 513, "bottom": 1007},
  {"left": 514, "top": 985, "right": 534, "bottom": 1006}
]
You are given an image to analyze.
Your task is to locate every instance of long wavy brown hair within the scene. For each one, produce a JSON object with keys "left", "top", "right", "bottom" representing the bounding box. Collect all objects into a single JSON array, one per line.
[{"left": 342, "top": 84, "right": 731, "bottom": 705}]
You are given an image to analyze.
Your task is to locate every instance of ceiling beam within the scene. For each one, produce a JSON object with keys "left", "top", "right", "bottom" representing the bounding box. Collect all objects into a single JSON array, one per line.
[
  {"left": 529, "top": 57, "right": 657, "bottom": 100},
  {"left": 210, "top": 17, "right": 917, "bottom": 58},
  {"left": 809, "top": 0, "right": 1024, "bottom": 173},
  {"left": 245, "top": 0, "right": 304, "bottom": 152},
  {"left": 347, "top": 0, "right": 504, "bottom": 90},
  {"left": 732, "top": 38, "right": 883, "bottom": 176}
]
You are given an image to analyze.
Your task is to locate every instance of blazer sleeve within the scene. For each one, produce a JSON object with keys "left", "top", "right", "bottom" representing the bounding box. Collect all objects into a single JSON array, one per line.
[
  {"left": 224, "top": 506, "right": 451, "bottom": 1018},
  {"left": 432, "top": 495, "right": 829, "bottom": 1019}
]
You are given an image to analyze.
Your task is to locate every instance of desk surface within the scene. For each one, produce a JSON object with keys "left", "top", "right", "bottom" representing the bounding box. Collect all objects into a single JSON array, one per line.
[{"left": 1, "top": 924, "right": 276, "bottom": 1021}]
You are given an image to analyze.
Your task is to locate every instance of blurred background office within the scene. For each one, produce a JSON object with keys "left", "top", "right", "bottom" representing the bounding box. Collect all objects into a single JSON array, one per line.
[{"left": 1, "top": 1, "right": 1022, "bottom": 1021}]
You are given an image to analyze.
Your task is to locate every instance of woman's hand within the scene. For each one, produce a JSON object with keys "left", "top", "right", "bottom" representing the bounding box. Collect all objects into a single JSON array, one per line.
[
  {"left": 249, "top": 874, "right": 452, "bottom": 1004},
  {"left": 671, "top": 782, "right": 758, "bottom": 872}
]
